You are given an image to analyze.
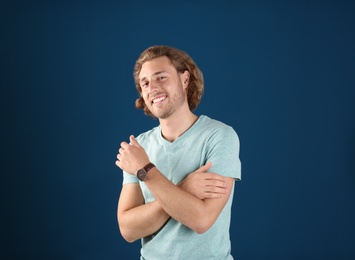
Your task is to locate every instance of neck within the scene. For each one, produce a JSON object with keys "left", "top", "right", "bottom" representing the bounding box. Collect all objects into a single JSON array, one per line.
[{"left": 159, "top": 108, "right": 198, "bottom": 142}]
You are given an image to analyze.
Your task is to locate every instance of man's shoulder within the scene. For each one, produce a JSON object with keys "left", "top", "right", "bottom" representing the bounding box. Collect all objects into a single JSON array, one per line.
[
  {"left": 136, "top": 126, "right": 160, "bottom": 143},
  {"left": 195, "top": 116, "right": 240, "bottom": 148},
  {"left": 199, "top": 115, "right": 236, "bottom": 134}
]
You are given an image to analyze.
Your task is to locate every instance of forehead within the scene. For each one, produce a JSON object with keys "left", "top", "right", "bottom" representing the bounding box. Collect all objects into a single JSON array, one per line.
[{"left": 139, "top": 56, "right": 176, "bottom": 80}]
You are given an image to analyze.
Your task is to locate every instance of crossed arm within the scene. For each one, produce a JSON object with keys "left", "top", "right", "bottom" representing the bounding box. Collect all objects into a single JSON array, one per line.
[{"left": 116, "top": 136, "right": 234, "bottom": 242}]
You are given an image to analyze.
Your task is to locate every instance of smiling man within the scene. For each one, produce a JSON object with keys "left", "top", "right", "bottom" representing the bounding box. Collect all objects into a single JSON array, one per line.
[{"left": 116, "top": 45, "right": 241, "bottom": 259}]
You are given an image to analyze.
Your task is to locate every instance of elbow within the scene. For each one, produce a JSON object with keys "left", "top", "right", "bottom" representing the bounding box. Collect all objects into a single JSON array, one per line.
[
  {"left": 193, "top": 223, "right": 212, "bottom": 234},
  {"left": 190, "top": 215, "right": 215, "bottom": 234},
  {"left": 119, "top": 226, "right": 138, "bottom": 243},
  {"left": 122, "top": 235, "right": 137, "bottom": 243},
  {"left": 118, "top": 216, "right": 139, "bottom": 243},
  {"left": 194, "top": 226, "right": 209, "bottom": 235}
]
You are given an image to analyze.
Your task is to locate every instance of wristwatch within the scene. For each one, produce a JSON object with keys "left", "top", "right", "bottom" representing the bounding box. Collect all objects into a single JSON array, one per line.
[{"left": 136, "top": 162, "right": 155, "bottom": 181}]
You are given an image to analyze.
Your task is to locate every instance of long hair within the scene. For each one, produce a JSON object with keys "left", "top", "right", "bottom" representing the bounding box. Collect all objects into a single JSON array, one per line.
[{"left": 133, "top": 45, "right": 204, "bottom": 117}]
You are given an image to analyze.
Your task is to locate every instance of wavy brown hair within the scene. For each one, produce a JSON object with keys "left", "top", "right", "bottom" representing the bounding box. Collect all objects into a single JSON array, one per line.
[{"left": 133, "top": 45, "right": 204, "bottom": 117}]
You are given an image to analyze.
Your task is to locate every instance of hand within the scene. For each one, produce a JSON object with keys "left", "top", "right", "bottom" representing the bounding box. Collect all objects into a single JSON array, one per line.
[
  {"left": 116, "top": 135, "right": 150, "bottom": 175},
  {"left": 178, "top": 162, "right": 227, "bottom": 199}
]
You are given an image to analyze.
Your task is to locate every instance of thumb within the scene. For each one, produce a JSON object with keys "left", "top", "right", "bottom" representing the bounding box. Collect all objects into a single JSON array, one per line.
[
  {"left": 196, "top": 162, "right": 212, "bottom": 173},
  {"left": 129, "top": 135, "right": 141, "bottom": 148}
]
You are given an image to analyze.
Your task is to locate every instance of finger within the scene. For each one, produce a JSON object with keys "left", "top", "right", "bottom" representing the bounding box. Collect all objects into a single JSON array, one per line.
[
  {"left": 203, "top": 172, "right": 226, "bottom": 182},
  {"left": 129, "top": 135, "right": 141, "bottom": 148},
  {"left": 115, "top": 159, "right": 121, "bottom": 168},
  {"left": 205, "top": 185, "right": 227, "bottom": 194},
  {"left": 202, "top": 172, "right": 226, "bottom": 182},
  {"left": 202, "top": 192, "right": 222, "bottom": 199},
  {"left": 195, "top": 162, "right": 212, "bottom": 173},
  {"left": 120, "top": 141, "right": 130, "bottom": 149},
  {"left": 210, "top": 179, "right": 227, "bottom": 188}
]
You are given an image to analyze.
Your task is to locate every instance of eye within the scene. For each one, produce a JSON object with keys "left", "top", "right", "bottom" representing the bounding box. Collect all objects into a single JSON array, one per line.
[
  {"left": 141, "top": 82, "right": 148, "bottom": 88},
  {"left": 157, "top": 76, "right": 167, "bottom": 81}
]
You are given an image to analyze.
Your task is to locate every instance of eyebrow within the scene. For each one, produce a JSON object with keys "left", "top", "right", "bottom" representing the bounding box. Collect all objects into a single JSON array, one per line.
[{"left": 140, "top": 71, "right": 167, "bottom": 83}]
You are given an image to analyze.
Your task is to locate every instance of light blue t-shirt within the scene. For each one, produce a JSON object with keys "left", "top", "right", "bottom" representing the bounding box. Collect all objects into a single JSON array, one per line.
[{"left": 122, "top": 115, "right": 241, "bottom": 260}]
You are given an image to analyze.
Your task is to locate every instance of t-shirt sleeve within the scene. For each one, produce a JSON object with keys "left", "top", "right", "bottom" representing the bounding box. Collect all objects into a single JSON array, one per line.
[
  {"left": 122, "top": 170, "right": 139, "bottom": 185},
  {"left": 206, "top": 125, "right": 241, "bottom": 181}
]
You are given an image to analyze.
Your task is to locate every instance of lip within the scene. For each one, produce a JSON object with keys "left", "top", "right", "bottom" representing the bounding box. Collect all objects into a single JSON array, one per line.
[{"left": 151, "top": 95, "right": 167, "bottom": 105}]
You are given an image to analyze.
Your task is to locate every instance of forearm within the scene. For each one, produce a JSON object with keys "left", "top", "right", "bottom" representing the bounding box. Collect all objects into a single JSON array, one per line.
[
  {"left": 145, "top": 168, "right": 213, "bottom": 234},
  {"left": 118, "top": 200, "right": 170, "bottom": 242}
]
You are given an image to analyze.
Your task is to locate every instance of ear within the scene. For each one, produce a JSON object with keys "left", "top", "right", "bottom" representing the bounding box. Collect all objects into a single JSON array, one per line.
[{"left": 181, "top": 70, "right": 190, "bottom": 89}]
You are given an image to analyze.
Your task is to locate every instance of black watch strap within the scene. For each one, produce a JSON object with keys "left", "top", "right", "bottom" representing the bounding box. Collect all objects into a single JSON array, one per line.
[{"left": 144, "top": 162, "right": 155, "bottom": 172}]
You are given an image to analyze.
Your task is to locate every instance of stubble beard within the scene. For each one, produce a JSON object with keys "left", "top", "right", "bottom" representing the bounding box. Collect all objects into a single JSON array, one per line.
[{"left": 149, "top": 80, "right": 186, "bottom": 120}]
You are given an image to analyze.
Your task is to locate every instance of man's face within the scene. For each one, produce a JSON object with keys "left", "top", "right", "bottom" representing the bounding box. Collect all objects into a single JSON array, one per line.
[{"left": 139, "top": 56, "right": 188, "bottom": 119}]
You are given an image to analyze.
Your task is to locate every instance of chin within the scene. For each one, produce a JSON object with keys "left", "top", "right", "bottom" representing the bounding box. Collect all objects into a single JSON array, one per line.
[{"left": 153, "top": 110, "right": 173, "bottom": 120}]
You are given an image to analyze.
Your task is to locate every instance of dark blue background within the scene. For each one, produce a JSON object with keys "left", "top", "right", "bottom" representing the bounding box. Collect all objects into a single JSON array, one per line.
[{"left": 2, "top": 1, "right": 354, "bottom": 259}]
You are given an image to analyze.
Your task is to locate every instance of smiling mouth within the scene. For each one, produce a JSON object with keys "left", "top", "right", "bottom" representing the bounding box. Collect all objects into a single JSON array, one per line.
[{"left": 152, "top": 95, "right": 167, "bottom": 105}]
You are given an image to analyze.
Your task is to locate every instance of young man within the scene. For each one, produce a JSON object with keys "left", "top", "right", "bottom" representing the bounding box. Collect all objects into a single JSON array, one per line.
[{"left": 116, "top": 45, "right": 241, "bottom": 259}]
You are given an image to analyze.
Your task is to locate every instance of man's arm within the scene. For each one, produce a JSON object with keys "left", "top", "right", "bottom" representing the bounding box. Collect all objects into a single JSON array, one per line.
[
  {"left": 117, "top": 135, "right": 234, "bottom": 235},
  {"left": 117, "top": 162, "right": 228, "bottom": 242},
  {"left": 117, "top": 183, "right": 170, "bottom": 242},
  {"left": 144, "top": 167, "right": 234, "bottom": 234}
]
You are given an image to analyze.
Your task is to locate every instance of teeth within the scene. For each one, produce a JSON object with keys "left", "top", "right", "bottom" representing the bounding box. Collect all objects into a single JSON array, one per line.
[{"left": 153, "top": 96, "right": 166, "bottom": 103}]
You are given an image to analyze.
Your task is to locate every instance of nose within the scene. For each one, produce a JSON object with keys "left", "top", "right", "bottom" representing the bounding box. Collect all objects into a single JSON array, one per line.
[{"left": 148, "top": 80, "right": 159, "bottom": 94}]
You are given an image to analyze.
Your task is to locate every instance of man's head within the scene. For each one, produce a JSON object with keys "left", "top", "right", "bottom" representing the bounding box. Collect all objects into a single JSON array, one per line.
[{"left": 133, "top": 45, "right": 204, "bottom": 117}]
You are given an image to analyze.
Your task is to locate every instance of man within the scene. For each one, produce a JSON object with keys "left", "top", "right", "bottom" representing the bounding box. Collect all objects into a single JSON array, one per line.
[{"left": 115, "top": 45, "right": 241, "bottom": 259}]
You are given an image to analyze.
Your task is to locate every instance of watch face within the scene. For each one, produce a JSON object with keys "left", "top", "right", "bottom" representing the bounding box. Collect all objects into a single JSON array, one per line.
[{"left": 137, "top": 169, "right": 147, "bottom": 181}]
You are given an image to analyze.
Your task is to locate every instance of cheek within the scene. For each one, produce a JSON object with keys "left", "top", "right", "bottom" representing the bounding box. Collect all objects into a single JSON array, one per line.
[{"left": 142, "top": 94, "right": 150, "bottom": 105}]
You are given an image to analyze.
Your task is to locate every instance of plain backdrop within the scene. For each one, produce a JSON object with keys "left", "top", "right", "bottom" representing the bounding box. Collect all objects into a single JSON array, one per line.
[{"left": 2, "top": 1, "right": 355, "bottom": 259}]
